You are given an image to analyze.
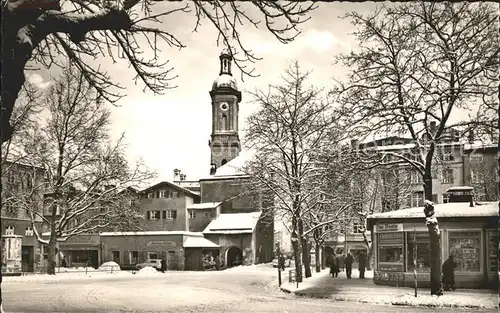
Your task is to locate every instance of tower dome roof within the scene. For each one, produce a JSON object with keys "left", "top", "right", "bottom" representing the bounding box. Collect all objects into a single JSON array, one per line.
[{"left": 212, "top": 74, "right": 238, "bottom": 91}]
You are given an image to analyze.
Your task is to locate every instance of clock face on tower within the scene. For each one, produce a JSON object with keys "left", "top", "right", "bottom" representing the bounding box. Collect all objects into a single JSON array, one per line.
[{"left": 220, "top": 102, "right": 229, "bottom": 112}]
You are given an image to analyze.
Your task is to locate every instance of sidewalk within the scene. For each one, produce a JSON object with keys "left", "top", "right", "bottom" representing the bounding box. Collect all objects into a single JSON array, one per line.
[{"left": 280, "top": 268, "right": 498, "bottom": 309}]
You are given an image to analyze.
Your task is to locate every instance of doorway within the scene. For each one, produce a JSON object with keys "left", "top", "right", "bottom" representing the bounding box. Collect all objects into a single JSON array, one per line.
[
  {"left": 166, "top": 251, "right": 176, "bottom": 270},
  {"left": 226, "top": 246, "right": 243, "bottom": 267},
  {"left": 21, "top": 246, "right": 34, "bottom": 272}
]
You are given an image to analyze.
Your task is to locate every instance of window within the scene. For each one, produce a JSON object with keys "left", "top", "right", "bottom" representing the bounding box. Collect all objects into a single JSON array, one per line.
[
  {"left": 112, "top": 251, "right": 120, "bottom": 264},
  {"left": 470, "top": 169, "right": 483, "bottom": 184},
  {"left": 440, "top": 168, "right": 454, "bottom": 184},
  {"left": 148, "top": 210, "right": 160, "bottom": 220},
  {"left": 5, "top": 226, "right": 15, "bottom": 235},
  {"left": 408, "top": 192, "right": 424, "bottom": 208},
  {"left": 442, "top": 193, "right": 450, "bottom": 203},
  {"left": 148, "top": 252, "right": 158, "bottom": 260},
  {"left": 353, "top": 222, "right": 363, "bottom": 234},
  {"left": 189, "top": 210, "right": 196, "bottom": 219},
  {"left": 163, "top": 210, "right": 177, "bottom": 220},
  {"left": 172, "top": 191, "right": 178, "bottom": 198},
  {"left": 410, "top": 171, "right": 422, "bottom": 184},
  {"left": 125, "top": 251, "right": 139, "bottom": 265},
  {"left": 487, "top": 231, "right": 498, "bottom": 273},
  {"left": 470, "top": 154, "right": 483, "bottom": 163},
  {"left": 407, "top": 232, "right": 430, "bottom": 272},
  {"left": 377, "top": 232, "right": 404, "bottom": 265},
  {"left": 147, "top": 192, "right": 155, "bottom": 199},
  {"left": 159, "top": 190, "right": 167, "bottom": 198},
  {"left": 441, "top": 145, "right": 454, "bottom": 161},
  {"left": 25, "top": 227, "right": 33, "bottom": 236},
  {"left": 449, "top": 231, "right": 481, "bottom": 272}
]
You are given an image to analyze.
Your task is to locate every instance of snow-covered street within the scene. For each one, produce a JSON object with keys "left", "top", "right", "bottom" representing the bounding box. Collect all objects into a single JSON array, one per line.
[{"left": 3, "top": 266, "right": 496, "bottom": 313}]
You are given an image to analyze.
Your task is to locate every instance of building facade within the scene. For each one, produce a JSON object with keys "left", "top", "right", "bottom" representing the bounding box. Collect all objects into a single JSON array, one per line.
[
  {"left": 367, "top": 200, "right": 498, "bottom": 289},
  {"left": 1, "top": 161, "right": 46, "bottom": 273}
]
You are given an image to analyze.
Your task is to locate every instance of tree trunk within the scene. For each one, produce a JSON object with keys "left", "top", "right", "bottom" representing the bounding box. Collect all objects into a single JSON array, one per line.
[
  {"left": 298, "top": 219, "right": 311, "bottom": 278},
  {"left": 362, "top": 230, "right": 373, "bottom": 270},
  {"left": 47, "top": 228, "right": 57, "bottom": 275},
  {"left": 291, "top": 215, "right": 302, "bottom": 283},
  {"left": 314, "top": 242, "right": 321, "bottom": 273},
  {"left": 321, "top": 245, "right": 326, "bottom": 269},
  {"left": 423, "top": 175, "right": 442, "bottom": 296}
]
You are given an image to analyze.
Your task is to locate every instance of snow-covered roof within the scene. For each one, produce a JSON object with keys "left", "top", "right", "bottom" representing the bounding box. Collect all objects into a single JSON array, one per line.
[
  {"left": 99, "top": 231, "right": 204, "bottom": 237},
  {"left": 203, "top": 211, "right": 262, "bottom": 234},
  {"left": 187, "top": 202, "right": 222, "bottom": 210},
  {"left": 183, "top": 236, "right": 219, "bottom": 248},
  {"left": 463, "top": 142, "right": 497, "bottom": 151},
  {"left": 368, "top": 202, "right": 498, "bottom": 220},
  {"left": 445, "top": 186, "right": 474, "bottom": 192},
  {"left": 141, "top": 181, "right": 200, "bottom": 198},
  {"left": 200, "top": 149, "right": 256, "bottom": 181}
]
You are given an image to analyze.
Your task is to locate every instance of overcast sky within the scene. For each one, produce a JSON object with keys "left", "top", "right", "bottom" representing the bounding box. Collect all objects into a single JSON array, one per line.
[{"left": 27, "top": 2, "right": 382, "bottom": 182}]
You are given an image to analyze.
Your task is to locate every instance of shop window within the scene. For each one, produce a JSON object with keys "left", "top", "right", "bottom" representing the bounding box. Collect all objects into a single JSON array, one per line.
[
  {"left": 5, "top": 226, "right": 15, "bottom": 235},
  {"left": 377, "top": 232, "right": 404, "bottom": 265},
  {"left": 449, "top": 231, "right": 481, "bottom": 272},
  {"left": 378, "top": 246, "right": 403, "bottom": 263},
  {"left": 406, "top": 232, "right": 430, "bottom": 272},
  {"left": 125, "top": 251, "right": 139, "bottom": 265}
]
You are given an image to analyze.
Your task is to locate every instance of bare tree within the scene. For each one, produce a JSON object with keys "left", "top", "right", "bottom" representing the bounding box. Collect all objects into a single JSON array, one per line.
[
  {"left": 13, "top": 66, "right": 155, "bottom": 275},
  {"left": 335, "top": 2, "right": 498, "bottom": 295},
  {"left": 243, "top": 62, "right": 342, "bottom": 281},
  {"left": 1, "top": 0, "right": 318, "bottom": 144}
]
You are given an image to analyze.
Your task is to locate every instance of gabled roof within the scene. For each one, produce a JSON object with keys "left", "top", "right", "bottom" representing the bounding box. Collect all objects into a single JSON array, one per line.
[
  {"left": 203, "top": 211, "right": 262, "bottom": 234},
  {"left": 367, "top": 201, "right": 497, "bottom": 220},
  {"left": 141, "top": 181, "right": 200, "bottom": 198},
  {"left": 187, "top": 202, "right": 222, "bottom": 210}
]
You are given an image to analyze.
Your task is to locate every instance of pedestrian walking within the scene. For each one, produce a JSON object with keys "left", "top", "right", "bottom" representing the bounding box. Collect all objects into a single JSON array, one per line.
[
  {"left": 339, "top": 253, "right": 345, "bottom": 272},
  {"left": 344, "top": 252, "right": 354, "bottom": 279},
  {"left": 442, "top": 254, "right": 457, "bottom": 291},
  {"left": 61, "top": 256, "right": 67, "bottom": 268},
  {"left": 358, "top": 252, "right": 366, "bottom": 279},
  {"left": 330, "top": 254, "right": 339, "bottom": 278},
  {"left": 160, "top": 259, "right": 166, "bottom": 273}
]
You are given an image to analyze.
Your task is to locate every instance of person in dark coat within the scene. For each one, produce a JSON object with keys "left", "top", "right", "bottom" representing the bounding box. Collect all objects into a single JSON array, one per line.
[
  {"left": 329, "top": 254, "right": 339, "bottom": 278},
  {"left": 61, "top": 256, "right": 67, "bottom": 268},
  {"left": 160, "top": 259, "right": 167, "bottom": 273},
  {"left": 442, "top": 255, "right": 457, "bottom": 291},
  {"left": 344, "top": 252, "right": 354, "bottom": 279},
  {"left": 358, "top": 252, "right": 367, "bottom": 279}
]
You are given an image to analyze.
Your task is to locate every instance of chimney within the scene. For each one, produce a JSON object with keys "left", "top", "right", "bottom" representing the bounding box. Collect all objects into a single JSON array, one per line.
[
  {"left": 210, "top": 164, "right": 217, "bottom": 175},
  {"left": 468, "top": 130, "right": 474, "bottom": 144},
  {"left": 180, "top": 174, "right": 186, "bottom": 181},
  {"left": 173, "top": 169, "right": 181, "bottom": 182}
]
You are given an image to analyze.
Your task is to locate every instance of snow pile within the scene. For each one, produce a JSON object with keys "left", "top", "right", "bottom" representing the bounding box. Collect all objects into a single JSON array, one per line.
[
  {"left": 136, "top": 266, "right": 160, "bottom": 276},
  {"left": 59, "top": 267, "right": 97, "bottom": 273},
  {"left": 392, "top": 292, "right": 497, "bottom": 309},
  {"left": 98, "top": 261, "right": 121, "bottom": 272}
]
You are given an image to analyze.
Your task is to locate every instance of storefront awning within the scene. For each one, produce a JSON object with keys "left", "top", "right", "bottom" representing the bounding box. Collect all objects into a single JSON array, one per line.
[{"left": 183, "top": 237, "right": 219, "bottom": 248}]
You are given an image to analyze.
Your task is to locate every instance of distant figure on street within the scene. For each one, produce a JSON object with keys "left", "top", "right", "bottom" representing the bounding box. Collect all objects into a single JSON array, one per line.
[
  {"left": 330, "top": 254, "right": 339, "bottom": 278},
  {"left": 278, "top": 254, "right": 286, "bottom": 271},
  {"left": 442, "top": 255, "right": 457, "bottom": 291},
  {"left": 160, "top": 259, "right": 166, "bottom": 273},
  {"left": 339, "top": 254, "right": 345, "bottom": 272},
  {"left": 86, "top": 257, "right": 92, "bottom": 268},
  {"left": 61, "top": 256, "right": 67, "bottom": 268},
  {"left": 215, "top": 255, "right": 220, "bottom": 270},
  {"left": 344, "top": 252, "right": 354, "bottom": 279},
  {"left": 358, "top": 252, "right": 366, "bottom": 279}
]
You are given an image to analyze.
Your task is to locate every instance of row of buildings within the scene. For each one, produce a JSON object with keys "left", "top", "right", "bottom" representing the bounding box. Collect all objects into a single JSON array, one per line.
[{"left": 2, "top": 50, "right": 498, "bottom": 288}]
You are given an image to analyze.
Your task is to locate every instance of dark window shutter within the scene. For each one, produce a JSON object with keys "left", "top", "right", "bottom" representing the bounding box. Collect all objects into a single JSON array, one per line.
[
  {"left": 172, "top": 210, "right": 177, "bottom": 219},
  {"left": 146, "top": 211, "right": 150, "bottom": 220},
  {"left": 162, "top": 211, "right": 166, "bottom": 219}
]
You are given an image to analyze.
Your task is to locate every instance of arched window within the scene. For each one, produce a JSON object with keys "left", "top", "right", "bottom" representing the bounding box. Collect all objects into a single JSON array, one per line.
[{"left": 221, "top": 114, "right": 228, "bottom": 131}]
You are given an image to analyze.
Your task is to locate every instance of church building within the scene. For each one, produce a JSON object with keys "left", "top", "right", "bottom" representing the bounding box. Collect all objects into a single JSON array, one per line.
[{"left": 199, "top": 49, "right": 274, "bottom": 267}]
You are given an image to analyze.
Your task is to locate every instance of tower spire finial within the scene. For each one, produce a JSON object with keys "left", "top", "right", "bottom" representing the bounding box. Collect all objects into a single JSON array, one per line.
[{"left": 219, "top": 48, "right": 232, "bottom": 76}]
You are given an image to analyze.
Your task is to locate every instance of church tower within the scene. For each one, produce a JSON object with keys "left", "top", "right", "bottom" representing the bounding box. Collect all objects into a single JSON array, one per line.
[{"left": 208, "top": 48, "right": 242, "bottom": 172}]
